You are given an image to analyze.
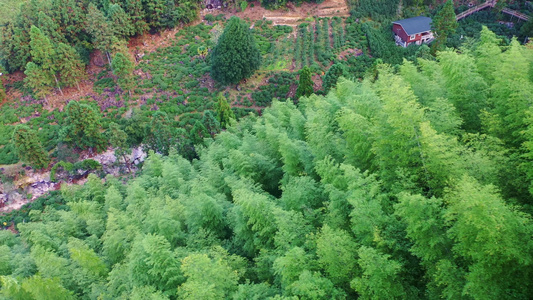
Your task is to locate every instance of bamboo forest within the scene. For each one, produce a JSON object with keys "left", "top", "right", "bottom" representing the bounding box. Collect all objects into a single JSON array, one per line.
[{"left": 0, "top": 0, "right": 532, "bottom": 299}]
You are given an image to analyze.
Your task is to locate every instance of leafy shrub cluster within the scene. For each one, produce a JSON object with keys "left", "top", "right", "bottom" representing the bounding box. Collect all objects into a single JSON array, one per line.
[{"left": 252, "top": 72, "right": 296, "bottom": 106}]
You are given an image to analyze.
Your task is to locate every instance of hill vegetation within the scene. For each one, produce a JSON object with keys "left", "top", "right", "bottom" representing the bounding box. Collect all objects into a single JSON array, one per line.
[
  {"left": 0, "top": 27, "right": 532, "bottom": 298},
  {"left": 0, "top": 1, "right": 533, "bottom": 298}
]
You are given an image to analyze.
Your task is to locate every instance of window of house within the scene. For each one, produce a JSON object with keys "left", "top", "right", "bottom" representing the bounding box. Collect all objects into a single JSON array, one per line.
[{"left": 410, "top": 34, "right": 415, "bottom": 40}]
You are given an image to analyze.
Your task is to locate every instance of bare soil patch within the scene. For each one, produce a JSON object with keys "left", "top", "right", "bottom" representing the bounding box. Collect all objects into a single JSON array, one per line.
[
  {"left": 338, "top": 48, "right": 362, "bottom": 60},
  {"left": 203, "top": 0, "right": 349, "bottom": 27}
]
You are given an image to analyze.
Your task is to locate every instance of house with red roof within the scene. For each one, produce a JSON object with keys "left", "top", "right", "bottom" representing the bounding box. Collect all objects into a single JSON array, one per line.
[{"left": 392, "top": 16, "right": 434, "bottom": 47}]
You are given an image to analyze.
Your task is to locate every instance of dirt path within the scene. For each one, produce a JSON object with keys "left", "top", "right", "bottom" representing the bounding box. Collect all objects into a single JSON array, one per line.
[{"left": 205, "top": 0, "right": 349, "bottom": 27}]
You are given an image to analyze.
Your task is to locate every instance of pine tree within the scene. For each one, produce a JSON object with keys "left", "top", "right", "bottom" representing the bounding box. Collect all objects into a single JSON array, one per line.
[
  {"left": 0, "top": 22, "right": 28, "bottom": 71},
  {"left": 29, "top": 25, "right": 63, "bottom": 95},
  {"left": 56, "top": 43, "right": 87, "bottom": 91},
  {"left": 12, "top": 125, "right": 49, "bottom": 169},
  {"left": 36, "top": 11, "right": 65, "bottom": 44},
  {"left": 86, "top": 4, "right": 118, "bottom": 66},
  {"left": 145, "top": 0, "right": 166, "bottom": 29},
  {"left": 190, "top": 120, "right": 209, "bottom": 146},
  {"left": 111, "top": 52, "right": 135, "bottom": 95},
  {"left": 125, "top": 0, "right": 149, "bottom": 35},
  {"left": 62, "top": 101, "right": 106, "bottom": 152},
  {"left": 108, "top": 3, "right": 135, "bottom": 39},
  {"left": 210, "top": 17, "right": 261, "bottom": 85},
  {"left": 215, "top": 93, "right": 235, "bottom": 129},
  {"left": 24, "top": 62, "right": 53, "bottom": 103},
  {"left": 50, "top": 0, "right": 86, "bottom": 44},
  {"left": 296, "top": 66, "right": 314, "bottom": 99},
  {"left": 431, "top": 0, "right": 458, "bottom": 52}
]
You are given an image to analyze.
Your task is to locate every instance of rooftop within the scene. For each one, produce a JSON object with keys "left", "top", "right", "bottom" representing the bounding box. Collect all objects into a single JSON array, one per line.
[{"left": 393, "top": 16, "right": 432, "bottom": 35}]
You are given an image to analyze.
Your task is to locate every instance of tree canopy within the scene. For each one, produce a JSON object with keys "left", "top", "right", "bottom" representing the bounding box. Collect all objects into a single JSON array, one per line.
[
  {"left": 210, "top": 17, "right": 261, "bottom": 85},
  {"left": 2, "top": 30, "right": 533, "bottom": 299}
]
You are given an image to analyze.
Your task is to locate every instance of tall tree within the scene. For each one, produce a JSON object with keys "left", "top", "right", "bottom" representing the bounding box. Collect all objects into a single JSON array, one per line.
[
  {"left": 24, "top": 62, "right": 53, "bottom": 103},
  {"left": 296, "top": 66, "right": 314, "bottom": 99},
  {"left": 125, "top": 0, "right": 149, "bottom": 35},
  {"left": 144, "top": 0, "right": 166, "bottom": 29},
  {"left": 444, "top": 175, "right": 533, "bottom": 299},
  {"left": 108, "top": 3, "right": 135, "bottom": 39},
  {"left": 12, "top": 125, "right": 49, "bottom": 169},
  {"left": 111, "top": 52, "right": 135, "bottom": 95},
  {"left": 62, "top": 101, "right": 106, "bottom": 152},
  {"left": 210, "top": 17, "right": 261, "bottom": 85},
  {"left": 50, "top": 0, "right": 87, "bottom": 45},
  {"left": 189, "top": 120, "right": 209, "bottom": 146},
  {"left": 55, "top": 43, "right": 87, "bottom": 91},
  {"left": 29, "top": 26, "right": 63, "bottom": 96},
  {"left": 86, "top": 4, "right": 118, "bottom": 66},
  {"left": 36, "top": 11, "right": 65, "bottom": 44},
  {"left": 179, "top": 253, "right": 239, "bottom": 299},
  {"left": 214, "top": 93, "right": 235, "bottom": 129},
  {"left": 0, "top": 22, "right": 29, "bottom": 72},
  {"left": 431, "top": 0, "right": 458, "bottom": 52},
  {"left": 438, "top": 50, "right": 487, "bottom": 132}
]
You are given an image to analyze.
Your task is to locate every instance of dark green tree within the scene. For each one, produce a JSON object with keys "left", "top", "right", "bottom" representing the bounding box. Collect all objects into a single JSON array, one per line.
[
  {"left": 62, "top": 101, "right": 106, "bottom": 152},
  {"left": 201, "top": 110, "right": 221, "bottom": 137},
  {"left": 86, "top": 4, "right": 118, "bottom": 66},
  {"left": 520, "top": 18, "right": 533, "bottom": 41},
  {"left": 55, "top": 43, "right": 87, "bottom": 91},
  {"left": 36, "top": 11, "right": 65, "bottom": 44},
  {"left": 323, "top": 63, "right": 349, "bottom": 94},
  {"left": 215, "top": 93, "right": 235, "bottom": 129},
  {"left": 12, "top": 125, "right": 49, "bottom": 169},
  {"left": 210, "top": 17, "right": 261, "bottom": 85},
  {"left": 125, "top": 0, "right": 149, "bottom": 35},
  {"left": 29, "top": 26, "right": 63, "bottom": 96},
  {"left": 431, "top": 0, "right": 458, "bottom": 52},
  {"left": 108, "top": 3, "right": 135, "bottom": 39},
  {"left": 0, "top": 22, "right": 30, "bottom": 72},
  {"left": 144, "top": 0, "right": 166, "bottom": 29},
  {"left": 190, "top": 120, "right": 209, "bottom": 146},
  {"left": 24, "top": 62, "right": 53, "bottom": 103},
  {"left": 176, "top": 1, "right": 199, "bottom": 24},
  {"left": 111, "top": 52, "right": 135, "bottom": 95},
  {"left": 296, "top": 66, "right": 314, "bottom": 99},
  {"left": 50, "top": 0, "right": 86, "bottom": 44}
]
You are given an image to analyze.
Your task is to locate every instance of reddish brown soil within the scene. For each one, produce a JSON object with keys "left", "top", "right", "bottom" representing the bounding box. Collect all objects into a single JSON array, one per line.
[{"left": 224, "top": 0, "right": 350, "bottom": 27}]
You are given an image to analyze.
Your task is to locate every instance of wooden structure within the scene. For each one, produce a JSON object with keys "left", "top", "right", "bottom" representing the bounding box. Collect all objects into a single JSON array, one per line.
[
  {"left": 393, "top": 16, "right": 434, "bottom": 47},
  {"left": 456, "top": 0, "right": 529, "bottom": 21}
]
